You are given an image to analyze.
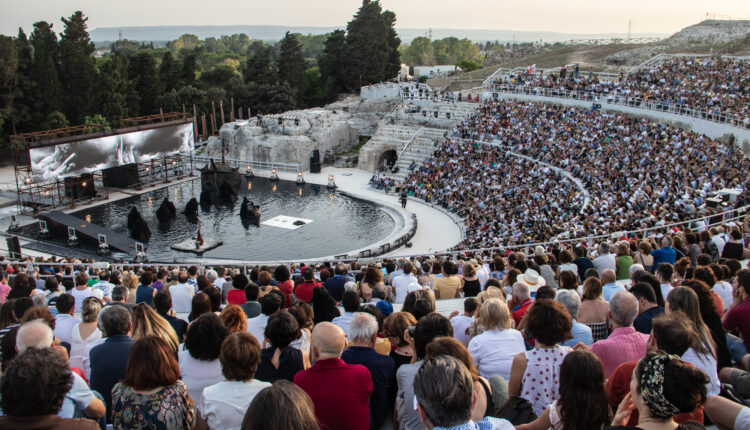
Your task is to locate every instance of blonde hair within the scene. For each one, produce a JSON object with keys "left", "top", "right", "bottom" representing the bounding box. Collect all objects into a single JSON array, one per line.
[
  {"left": 477, "top": 286, "right": 505, "bottom": 304},
  {"left": 131, "top": 304, "right": 179, "bottom": 352},
  {"left": 122, "top": 272, "right": 139, "bottom": 290},
  {"left": 81, "top": 297, "right": 102, "bottom": 323},
  {"left": 479, "top": 298, "right": 513, "bottom": 330}
]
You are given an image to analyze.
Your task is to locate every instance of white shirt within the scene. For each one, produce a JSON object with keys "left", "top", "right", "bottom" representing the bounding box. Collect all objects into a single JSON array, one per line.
[
  {"left": 332, "top": 312, "right": 355, "bottom": 337},
  {"left": 179, "top": 348, "right": 224, "bottom": 402},
  {"left": 477, "top": 265, "right": 490, "bottom": 290},
  {"left": 451, "top": 315, "right": 474, "bottom": 346},
  {"left": 712, "top": 282, "right": 733, "bottom": 312},
  {"left": 170, "top": 283, "right": 195, "bottom": 313},
  {"left": 53, "top": 314, "right": 81, "bottom": 346},
  {"left": 682, "top": 347, "right": 720, "bottom": 396},
  {"left": 247, "top": 313, "right": 270, "bottom": 346},
  {"left": 712, "top": 235, "right": 726, "bottom": 256},
  {"left": 593, "top": 253, "right": 617, "bottom": 274},
  {"left": 91, "top": 280, "right": 114, "bottom": 298},
  {"left": 70, "top": 287, "right": 103, "bottom": 315},
  {"left": 198, "top": 380, "right": 271, "bottom": 430},
  {"left": 660, "top": 284, "right": 674, "bottom": 301},
  {"left": 393, "top": 274, "right": 420, "bottom": 303},
  {"left": 69, "top": 323, "right": 102, "bottom": 371},
  {"left": 213, "top": 278, "right": 226, "bottom": 291},
  {"left": 468, "top": 328, "right": 526, "bottom": 381}
]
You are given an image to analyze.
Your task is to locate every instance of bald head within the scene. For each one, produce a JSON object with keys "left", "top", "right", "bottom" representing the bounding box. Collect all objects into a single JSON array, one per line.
[
  {"left": 600, "top": 269, "right": 616, "bottom": 285},
  {"left": 311, "top": 322, "right": 347, "bottom": 360}
]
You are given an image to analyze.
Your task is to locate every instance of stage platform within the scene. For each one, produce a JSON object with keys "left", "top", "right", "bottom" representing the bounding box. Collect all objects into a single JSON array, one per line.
[{"left": 38, "top": 211, "right": 138, "bottom": 257}]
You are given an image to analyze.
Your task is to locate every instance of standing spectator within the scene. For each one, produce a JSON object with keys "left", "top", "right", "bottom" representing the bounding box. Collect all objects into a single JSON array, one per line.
[
  {"left": 69, "top": 296, "right": 103, "bottom": 370},
  {"left": 169, "top": 271, "right": 194, "bottom": 314},
  {"left": 341, "top": 312, "right": 395, "bottom": 430},
  {"left": 294, "top": 322, "right": 373, "bottom": 430},
  {"left": 153, "top": 291, "right": 188, "bottom": 342},
  {"left": 630, "top": 282, "right": 665, "bottom": 335},
  {"left": 588, "top": 291, "right": 649, "bottom": 377},
  {"left": 555, "top": 289, "right": 594, "bottom": 347},
  {"left": 196, "top": 332, "right": 271, "bottom": 430},
  {"left": 241, "top": 380, "right": 319, "bottom": 430},
  {"left": 247, "top": 291, "right": 282, "bottom": 346},
  {"left": 179, "top": 313, "right": 229, "bottom": 401},
  {"left": 89, "top": 305, "right": 135, "bottom": 422},
  {"left": 0, "top": 347, "right": 99, "bottom": 430},
  {"left": 468, "top": 298, "right": 525, "bottom": 381},
  {"left": 240, "top": 281, "right": 261, "bottom": 318},
  {"left": 324, "top": 264, "right": 353, "bottom": 302},
  {"left": 255, "top": 310, "right": 309, "bottom": 382},
  {"left": 450, "top": 298, "right": 478, "bottom": 346},
  {"left": 413, "top": 355, "right": 514, "bottom": 430},
  {"left": 112, "top": 336, "right": 194, "bottom": 429},
  {"left": 134, "top": 271, "right": 156, "bottom": 306},
  {"left": 53, "top": 293, "right": 80, "bottom": 346}
]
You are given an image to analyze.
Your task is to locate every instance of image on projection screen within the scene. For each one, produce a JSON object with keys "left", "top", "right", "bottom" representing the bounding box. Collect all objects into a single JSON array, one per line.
[{"left": 29, "top": 122, "right": 194, "bottom": 181}]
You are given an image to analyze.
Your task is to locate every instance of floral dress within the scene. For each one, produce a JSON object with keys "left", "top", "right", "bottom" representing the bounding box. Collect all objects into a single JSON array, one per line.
[{"left": 112, "top": 380, "right": 194, "bottom": 429}]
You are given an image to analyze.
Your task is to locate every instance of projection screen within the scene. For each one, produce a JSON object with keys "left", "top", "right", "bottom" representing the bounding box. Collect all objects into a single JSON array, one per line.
[{"left": 29, "top": 122, "right": 194, "bottom": 181}]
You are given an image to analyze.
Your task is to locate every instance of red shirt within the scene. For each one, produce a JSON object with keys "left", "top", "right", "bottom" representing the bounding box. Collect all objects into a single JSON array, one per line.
[
  {"left": 226, "top": 289, "right": 245, "bottom": 306},
  {"left": 512, "top": 299, "right": 534, "bottom": 327},
  {"left": 723, "top": 297, "right": 750, "bottom": 351},
  {"left": 294, "top": 358, "right": 372, "bottom": 430},
  {"left": 277, "top": 280, "right": 294, "bottom": 307},
  {"left": 606, "top": 360, "right": 703, "bottom": 426},
  {"left": 294, "top": 281, "right": 321, "bottom": 303}
]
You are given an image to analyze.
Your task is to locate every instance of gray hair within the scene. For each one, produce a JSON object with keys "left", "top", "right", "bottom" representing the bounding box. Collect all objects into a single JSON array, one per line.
[
  {"left": 599, "top": 242, "right": 611, "bottom": 254},
  {"left": 17, "top": 320, "right": 54, "bottom": 352},
  {"left": 512, "top": 282, "right": 530, "bottom": 300},
  {"left": 555, "top": 289, "right": 581, "bottom": 320},
  {"left": 629, "top": 263, "right": 644, "bottom": 276},
  {"left": 349, "top": 312, "right": 378, "bottom": 343},
  {"left": 372, "top": 284, "right": 389, "bottom": 300},
  {"left": 205, "top": 269, "right": 218, "bottom": 283},
  {"left": 344, "top": 281, "right": 358, "bottom": 292},
  {"left": 414, "top": 355, "right": 474, "bottom": 428},
  {"left": 609, "top": 291, "right": 639, "bottom": 327},
  {"left": 111, "top": 285, "right": 129, "bottom": 302},
  {"left": 97, "top": 305, "right": 131, "bottom": 337},
  {"left": 31, "top": 291, "right": 46, "bottom": 307}
]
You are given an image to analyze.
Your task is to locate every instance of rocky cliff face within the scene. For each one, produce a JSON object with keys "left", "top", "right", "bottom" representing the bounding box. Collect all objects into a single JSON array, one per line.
[{"left": 203, "top": 97, "right": 396, "bottom": 169}]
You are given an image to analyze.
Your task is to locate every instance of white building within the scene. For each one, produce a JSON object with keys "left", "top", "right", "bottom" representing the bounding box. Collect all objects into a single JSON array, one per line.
[{"left": 413, "top": 65, "right": 460, "bottom": 78}]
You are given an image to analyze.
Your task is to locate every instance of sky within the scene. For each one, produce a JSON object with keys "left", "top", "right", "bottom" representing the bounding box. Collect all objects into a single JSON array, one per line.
[{"left": 3, "top": 0, "right": 750, "bottom": 36}]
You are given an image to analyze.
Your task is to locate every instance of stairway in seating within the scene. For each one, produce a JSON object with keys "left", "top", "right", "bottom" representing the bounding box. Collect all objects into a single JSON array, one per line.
[{"left": 391, "top": 127, "right": 447, "bottom": 183}]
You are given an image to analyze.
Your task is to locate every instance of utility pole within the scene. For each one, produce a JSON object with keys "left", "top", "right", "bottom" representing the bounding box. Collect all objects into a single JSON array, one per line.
[{"left": 628, "top": 20, "right": 632, "bottom": 40}]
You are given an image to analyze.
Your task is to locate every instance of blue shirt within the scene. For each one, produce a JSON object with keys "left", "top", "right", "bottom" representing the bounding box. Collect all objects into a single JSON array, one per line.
[
  {"left": 433, "top": 418, "right": 514, "bottom": 430},
  {"left": 602, "top": 283, "right": 626, "bottom": 302},
  {"left": 651, "top": 246, "right": 677, "bottom": 267},
  {"left": 561, "top": 320, "right": 594, "bottom": 347}
]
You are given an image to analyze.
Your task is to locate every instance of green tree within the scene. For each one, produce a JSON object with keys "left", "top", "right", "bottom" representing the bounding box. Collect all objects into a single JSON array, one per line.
[
  {"left": 41, "top": 111, "right": 69, "bottom": 130},
  {"left": 159, "top": 51, "right": 183, "bottom": 92},
  {"left": 199, "top": 63, "right": 239, "bottom": 88},
  {"left": 344, "top": 1, "right": 400, "bottom": 89},
  {"left": 30, "top": 21, "right": 63, "bottom": 124},
  {"left": 319, "top": 29, "right": 348, "bottom": 93},
  {"left": 382, "top": 10, "right": 401, "bottom": 80},
  {"left": 156, "top": 85, "right": 208, "bottom": 113},
  {"left": 95, "top": 52, "right": 135, "bottom": 125},
  {"left": 12, "top": 29, "right": 34, "bottom": 133},
  {"left": 302, "top": 67, "right": 327, "bottom": 108},
  {"left": 59, "top": 11, "right": 97, "bottom": 124},
  {"left": 83, "top": 114, "right": 109, "bottom": 132},
  {"left": 182, "top": 52, "right": 197, "bottom": 86},
  {"left": 0, "top": 35, "right": 18, "bottom": 145},
  {"left": 402, "top": 36, "right": 434, "bottom": 66},
  {"left": 278, "top": 32, "right": 306, "bottom": 107},
  {"left": 243, "top": 46, "right": 276, "bottom": 86},
  {"left": 127, "top": 51, "right": 162, "bottom": 115}
]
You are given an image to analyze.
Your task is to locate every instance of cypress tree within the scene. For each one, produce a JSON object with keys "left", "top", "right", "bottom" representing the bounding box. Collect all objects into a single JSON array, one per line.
[
  {"left": 128, "top": 51, "right": 162, "bottom": 115},
  {"left": 29, "top": 21, "right": 63, "bottom": 124},
  {"left": 59, "top": 11, "right": 97, "bottom": 125},
  {"left": 278, "top": 32, "right": 306, "bottom": 107}
]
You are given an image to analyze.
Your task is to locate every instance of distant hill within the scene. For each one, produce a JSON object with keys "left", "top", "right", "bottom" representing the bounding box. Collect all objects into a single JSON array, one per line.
[{"left": 88, "top": 25, "right": 667, "bottom": 44}]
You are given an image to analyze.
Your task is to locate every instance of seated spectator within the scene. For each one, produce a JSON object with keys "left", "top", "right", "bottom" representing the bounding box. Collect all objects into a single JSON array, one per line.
[
  {"left": 332, "top": 291, "right": 360, "bottom": 336},
  {"left": 555, "top": 289, "right": 594, "bottom": 347},
  {"left": 324, "top": 264, "right": 353, "bottom": 302},
  {"left": 704, "top": 395, "right": 750, "bottom": 430},
  {"left": 0, "top": 347, "right": 99, "bottom": 430},
  {"left": 508, "top": 300, "right": 573, "bottom": 415},
  {"left": 616, "top": 241, "right": 635, "bottom": 280},
  {"left": 667, "top": 287, "right": 721, "bottom": 396},
  {"left": 681, "top": 279, "right": 731, "bottom": 370},
  {"left": 311, "top": 284, "right": 340, "bottom": 324},
  {"left": 131, "top": 302, "right": 180, "bottom": 353},
  {"left": 240, "top": 280, "right": 261, "bottom": 318},
  {"left": 369, "top": 284, "right": 393, "bottom": 317},
  {"left": 631, "top": 282, "right": 665, "bottom": 335},
  {"left": 134, "top": 271, "right": 156, "bottom": 306},
  {"left": 188, "top": 291, "right": 212, "bottom": 322},
  {"left": 341, "top": 312, "right": 395, "bottom": 429},
  {"left": 274, "top": 265, "right": 294, "bottom": 308},
  {"left": 360, "top": 266, "right": 385, "bottom": 302},
  {"left": 358, "top": 304, "right": 391, "bottom": 355},
  {"left": 450, "top": 297, "right": 479, "bottom": 346},
  {"left": 220, "top": 304, "right": 248, "bottom": 334},
  {"left": 413, "top": 355, "right": 513, "bottom": 429},
  {"left": 722, "top": 269, "right": 750, "bottom": 362},
  {"left": 106, "top": 285, "right": 134, "bottom": 311},
  {"left": 578, "top": 277, "right": 610, "bottom": 342},
  {"left": 169, "top": 272, "right": 194, "bottom": 313},
  {"left": 294, "top": 267, "right": 321, "bottom": 304},
  {"left": 402, "top": 289, "right": 436, "bottom": 321},
  {"left": 396, "top": 313, "right": 454, "bottom": 430},
  {"left": 196, "top": 332, "right": 271, "bottom": 430},
  {"left": 179, "top": 313, "right": 229, "bottom": 402},
  {"left": 121, "top": 273, "right": 138, "bottom": 305},
  {"left": 69, "top": 296, "right": 103, "bottom": 371},
  {"left": 255, "top": 310, "right": 310, "bottom": 382},
  {"left": 288, "top": 304, "right": 314, "bottom": 355},
  {"left": 89, "top": 305, "right": 135, "bottom": 423},
  {"left": 153, "top": 291, "right": 188, "bottom": 342},
  {"left": 594, "top": 242, "right": 617, "bottom": 274},
  {"left": 468, "top": 298, "right": 525, "bottom": 381},
  {"left": 601, "top": 269, "right": 625, "bottom": 302},
  {"left": 383, "top": 311, "right": 417, "bottom": 368},
  {"left": 608, "top": 352, "right": 707, "bottom": 429},
  {"left": 112, "top": 336, "right": 194, "bottom": 429},
  {"left": 53, "top": 293, "right": 79, "bottom": 347},
  {"left": 651, "top": 236, "right": 678, "bottom": 267},
  {"left": 226, "top": 273, "right": 250, "bottom": 306},
  {"left": 425, "top": 336, "right": 496, "bottom": 422},
  {"left": 719, "top": 354, "right": 750, "bottom": 399},
  {"left": 657, "top": 263, "right": 675, "bottom": 301},
  {"left": 241, "top": 380, "right": 319, "bottom": 430},
  {"left": 434, "top": 260, "right": 461, "bottom": 300},
  {"left": 508, "top": 282, "right": 534, "bottom": 327},
  {"left": 294, "top": 322, "right": 372, "bottom": 430},
  {"left": 517, "top": 350, "right": 610, "bottom": 430},
  {"left": 589, "top": 291, "right": 649, "bottom": 378},
  {"left": 247, "top": 291, "right": 283, "bottom": 346}
]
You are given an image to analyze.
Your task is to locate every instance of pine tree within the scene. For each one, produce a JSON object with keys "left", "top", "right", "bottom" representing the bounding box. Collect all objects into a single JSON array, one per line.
[
  {"left": 278, "top": 32, "right": 306, "bottom": 107},
  {"left": 159, "top": 51, "right": 183, "bottom": 92},
  {"left": 128, "top": 51, "right": 163, "bottom": 115},
  {"left": 344, "top": 1, "right": 400, "bottom": 89},
  {"left": 95, "top": 52, "right": 134, "bottom": 125},
  {"left": 244, "top": 46, "right": 276, "bottom": 86},
  {"left": 59, "top": 11, "right": 97, "bottom": 125},
  {"left": 30, "top": 21, "right": 63, "bottom": 124},
  {"left": 13, "top": 29, "right": 35, "bottom": 133},
  {"left": 319, "top": 30, "right": 348, "bottom": 93},
  {"left": 182, "top": 53, "right": 197, "bottom": 86},
  {"left": 382, "top": 10, "right": 401, "bottom": 79},
  {"left": 0, "top": 35, "right": 18, "bottom": 145}
]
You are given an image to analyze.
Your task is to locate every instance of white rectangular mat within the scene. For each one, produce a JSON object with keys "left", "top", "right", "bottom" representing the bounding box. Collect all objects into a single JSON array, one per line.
[{"left": 261, "top": 215, "right": 313, "bottom": 230}]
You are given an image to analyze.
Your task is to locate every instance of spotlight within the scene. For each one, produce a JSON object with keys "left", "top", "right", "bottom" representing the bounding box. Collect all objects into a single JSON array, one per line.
[
  {"left": 97, "top": 234, "right": 110, "bottom": 255},
  {"left": 39, "top": 220, "right": 50, "bottom": 238},
  {"left": 172, "top": 160, "right": 177, "bottom": 165},
  {"left": 44, "top": 190, "right": 50, "bottom": 196},
  {"left": 270, "top": 168, "right": 279, "bottom": 182},
  {"left": 145, "top": 166, "right": 150, "bottom": 172},
  {"left": 296, "top": 171, "right": 305, "bottom": 185},
  {"left": 245, "top": 165, "right": 254, "bottom": 179},
  {"left": 24, "top": 177, "right": 31, "bottom": 185},
  {"left": 85, "top": 214, "right": 92, "bottom": 223},
  {"left": 67, "top": 227, "right": 79, "bottom": 247},
  {"left": 81, "top": 181, "right": 87, "bottom": 187},
  {"left": 327, "top": 174, "right": 337, "bottom": 189}
]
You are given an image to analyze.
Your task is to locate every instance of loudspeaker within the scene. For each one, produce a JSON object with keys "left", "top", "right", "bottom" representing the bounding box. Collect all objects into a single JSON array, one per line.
[
  {"left": 103, "top": 164, "right": 140, "bottom": 188},
  {"left": 6, "top": 236, "right": 21, "bottom": 259},
  {"left": 64, "top": 174, "right": 96, "bottom": 199},
  {"left": 311, "top": 150, "right": 321, "bottom": 164},
  {"left": 310, "top": 160, "right": 321, "bottom": 174}
]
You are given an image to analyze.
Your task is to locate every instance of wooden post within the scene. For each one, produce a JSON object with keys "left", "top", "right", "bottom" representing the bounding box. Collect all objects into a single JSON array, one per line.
[
  {"left": 159, "top": 108, "right": 164, "bottom": 120},
  {"left": 230, "top": 98, "right": 235, "bottom": 122},
  {"left": 247, "top": 107, "right": 251, "bottom": 120},
  {"left": 202, "top": 115, "right": 208, "bottom": 139},
  {"left": 182, "top": 104, "right": 186, "bottom": 117},
  {"left": 219, "top": 100, "right": 225, "bottom": 126},
  {"left": 192, "top": 104, "right": 198, "bottom": 138},
  {"left": 211, "top": 101, "right": 217, "bottom": 130}
]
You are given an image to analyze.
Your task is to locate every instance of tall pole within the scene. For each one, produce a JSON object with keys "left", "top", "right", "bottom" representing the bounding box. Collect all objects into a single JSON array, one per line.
[
  {"left": 230, "top": 98, "right": 235, "bottom": 122},
  {"left": 219, "top": 100, "right": 225, "bottom": 126}
]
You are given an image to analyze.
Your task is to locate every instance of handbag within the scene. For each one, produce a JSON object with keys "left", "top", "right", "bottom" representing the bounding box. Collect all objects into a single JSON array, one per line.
[
  {"left": 495, "top": 396, "right": 537, "bottom": 425},
  {"left": 719, "top": 383, "right": 750, "bottom": 408}
]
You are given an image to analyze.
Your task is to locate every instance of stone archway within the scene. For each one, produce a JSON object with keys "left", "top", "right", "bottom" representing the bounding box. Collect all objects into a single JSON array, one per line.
[{"left": 377, "top": 149, "right": 398, "bottom": 171}]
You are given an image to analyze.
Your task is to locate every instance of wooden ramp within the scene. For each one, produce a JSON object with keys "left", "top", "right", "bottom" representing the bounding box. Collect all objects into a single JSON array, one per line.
[{"left": 39, "top": 211, "right": 138, "bottom": 256}]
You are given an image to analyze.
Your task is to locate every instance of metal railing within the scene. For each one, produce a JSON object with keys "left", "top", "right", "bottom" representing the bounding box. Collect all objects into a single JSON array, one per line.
[
  {"left": 483, "top": 84, "right": 750, "bottom": 129},
  {"left": 191, "top": 155, "right": 302, "bottom": 173}
]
